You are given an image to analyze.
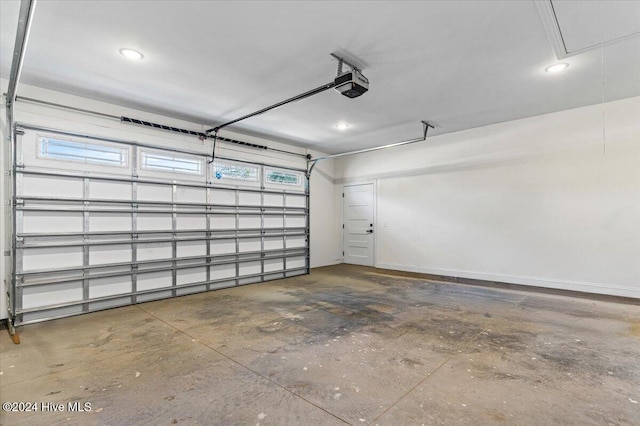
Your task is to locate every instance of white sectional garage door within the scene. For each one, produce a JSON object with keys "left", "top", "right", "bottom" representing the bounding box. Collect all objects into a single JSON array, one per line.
[{"left": 10, "top": 125, "right": 309, "bottom": 326}]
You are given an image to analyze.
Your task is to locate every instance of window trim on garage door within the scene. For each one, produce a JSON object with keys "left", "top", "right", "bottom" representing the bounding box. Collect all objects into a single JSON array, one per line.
[{"left": 8, "top": 123, "right": 310, "bottom": 327}]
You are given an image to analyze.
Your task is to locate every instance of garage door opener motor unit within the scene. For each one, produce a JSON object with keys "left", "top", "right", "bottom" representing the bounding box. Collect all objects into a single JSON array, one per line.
[{"left": 334, "top": 68, "right": 369, "bottom": 98}]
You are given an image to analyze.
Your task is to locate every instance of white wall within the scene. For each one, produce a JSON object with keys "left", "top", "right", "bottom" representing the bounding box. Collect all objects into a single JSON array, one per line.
[
  {"left": 308, "top": 157, "right": 343, "bottom": 268},
  {"left": 0, "top": 80, "right": 342, "bottom": 320},
  {"left": 336, "top": 96, "right": 640, "bottom": 298}
]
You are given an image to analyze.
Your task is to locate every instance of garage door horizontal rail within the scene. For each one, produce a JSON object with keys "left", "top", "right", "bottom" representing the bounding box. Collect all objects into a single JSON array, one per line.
[
  {"left": 17, "top": 231, "right": 307, "bottom": 249},
  {"left": 17, "top": 207, "right": 307, "bottom": 216},
  {"left": 16, "top": 266, "right": 309, "bottom": 318},
  {"left": 17, "top": 226, "right": 307, "bottom": 238},
  {"left": 17, "top": 247, "right": 308, "bottom": 277},
  {"left": 18, "top": 249, "right": 308, "bottom": 287},
  {"left": 17, "top": 196, "right": 308, "bottom": 211},
  {"left": 18, "top": 170, "right": 308, "bottom": 193},
  {"left": 16, "top": 252, "right": 306, "bottom": 288}
]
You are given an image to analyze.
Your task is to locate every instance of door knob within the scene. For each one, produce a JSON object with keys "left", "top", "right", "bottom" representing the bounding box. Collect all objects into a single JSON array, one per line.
[{"left": 366, "top": 230, "right": 373, "bottom": 234}]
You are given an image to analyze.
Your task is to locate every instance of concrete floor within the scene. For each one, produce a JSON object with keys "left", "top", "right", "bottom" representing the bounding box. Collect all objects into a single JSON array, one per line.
[{"left": 1, "top": 264, "right": 639, "bottom": 425}]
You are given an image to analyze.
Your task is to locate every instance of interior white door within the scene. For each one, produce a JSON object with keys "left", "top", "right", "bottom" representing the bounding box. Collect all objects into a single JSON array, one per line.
[{"left": 343, "top": 183, "right": 374, "bottom": 266}]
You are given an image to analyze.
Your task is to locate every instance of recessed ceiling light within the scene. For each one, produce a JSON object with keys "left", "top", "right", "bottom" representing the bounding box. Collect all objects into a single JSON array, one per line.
[
  {"left": 336, "top": 122, "right": 349, "bottom": 130},
  {"left": 119, "top": 48, "right": 144, "bottom": 60},
  {"left": 545, "top": 63, "right": 569, "bottom": 73}
]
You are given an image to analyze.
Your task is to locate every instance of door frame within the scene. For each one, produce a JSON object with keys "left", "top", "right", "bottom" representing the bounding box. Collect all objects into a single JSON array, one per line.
[{"left": 341, "top": 180, "right": 377, "bottom": 267}]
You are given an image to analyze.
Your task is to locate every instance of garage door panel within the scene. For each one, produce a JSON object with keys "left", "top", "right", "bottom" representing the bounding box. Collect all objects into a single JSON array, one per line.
[
  {"left": 177, "top": 241, "right": 206, "bottom": 257},
  {"left": 89, "top": 276, "right": 132, "bottom": 298},
  {"left": 286, "top": 236, "right": 307, "bottom": 249},
  {"left": 287, "top": 256, "right": 306, "bottom": 270},
  {"left": 264, "top": 216, "right": 284, "bottom": 228},
  {"left": 285, "top": 216, "right": 306, "bottom": 228},
  {"left": 264, "top": 237, "right": 284, "bottom": 250},
  {"left": 210, "top": 189, "right": 235, "bottom": 205},
  {"left": 89, "top": 296, "right": 133, "bottom": 311},
  {"left": 210, "top": 264, "right": 236, "bottom": 280},
  {"left": 137, "top": 290, "right": 173, "bottom": 303},
  {"left": 11, "top": 128, "right": 309, "bottom": 326},
  {"left": 137, "top": 184, "right": 172, "bottom": 202},
  {"left": 23, "top": 211, "right": 83, "bottom": 233},
  {"left": 89, "top": 213, "right": 132, "bottom": 232},
  {"left": 177, "top": 284, "right": 207, "bottom": 296},
  {"left": 239, "top": 238, "right": 261, "bottom": 253},
  {"left": 239, "top": 261, "right": 261, "bottom": 276},
  {"left": 239, "top": 192, "right": 261, "bottom": 205},
  {"left": 177, "top": 214, "right": 206, "bottom": 230},
  {"left": 239, "top": 276, "right": 262, "bottom": 285},
  {"left": 265, "top": 258, "right": 283, "bottom": 273},
  {"left": 210, "top": 239, "right": 236, "bottom": 255},
  {"left": 138, "top": 242, "right": 172, "bottom": 262},
  {"left": 265, "top": 272, "right": 285, "bottom": 281},
  {"left": 89, "top": 181, "right": 132, "bottom": 200},
  {"left": 239, "top": 215, "right": 261, "bottom": 228},
  {"left": 137, "top": 213, "right": 172, "bottom": 231},
  {"left": 22, "top": 247, "right": 83, "bottom": 271},
  {"left": 210, "top": 280, "right": 236, "bottom": 290},
  {"left": 176, "top": 187, "right": 205, "bottom": 204},
  {"left": 23, "top": 281, "right": 83, "bottom": 309},
  {"left": 285, "top": 195, "right": 306, "bottom": 208},
  {"left": 138, "top": 271, "right": 172, "bottom": 291},
  {"left": 22, "top": 175, "right": 83, "bottom": 198},
  {"left": 210, "top": 215, "right": 235, "bottom": 229},
  {"left": 177, "top": 267, "right": 206, "bottom": 285},
  {"left": 23, "top": 305, "right": 84, "bottom": 324},
  {"left": 90, "top": 245, "right": 132, "bottom": 265},
  {"left": 264, "top": 193, "right": 283, "bottom": 206}
]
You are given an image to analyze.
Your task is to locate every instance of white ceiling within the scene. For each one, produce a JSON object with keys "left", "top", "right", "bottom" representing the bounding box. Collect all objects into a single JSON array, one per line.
[
  {"left": 1, "top": 0, "right": 639, "bottom": 154},
  {"left": 552, "top": 0, "right": 640, "bottom": 53}
]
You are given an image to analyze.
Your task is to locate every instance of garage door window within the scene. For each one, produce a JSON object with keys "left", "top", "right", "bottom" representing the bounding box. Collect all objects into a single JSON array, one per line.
[
  {"left": 265, "top": 168, "right": 302, "bottom": 186},
  {"left": 141, "top": 150, "right": 203, "bottom": 175},
  {"left": 213, "top": 161, "right": 259, "bottom": 181},
  {"left": 38, "top": 136, "right": 128, "bottom": 167}
]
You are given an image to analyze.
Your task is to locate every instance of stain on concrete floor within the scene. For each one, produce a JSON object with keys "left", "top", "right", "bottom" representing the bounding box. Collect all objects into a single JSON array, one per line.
[{"left": 1, "top": 264, "right": 638, "bottom": 425}]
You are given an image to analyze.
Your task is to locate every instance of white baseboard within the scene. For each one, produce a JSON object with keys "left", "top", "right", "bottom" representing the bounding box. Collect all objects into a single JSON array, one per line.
[
  {"left": 311, "top": 260, "right": 342, "bottom": 269},
  {"left": 375, "top": 262, "right": 640, "bottom": 299}
]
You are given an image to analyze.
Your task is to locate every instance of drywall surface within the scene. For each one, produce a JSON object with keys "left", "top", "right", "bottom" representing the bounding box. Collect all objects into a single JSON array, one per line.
[
  {"left": 336, "top": 97, "right": 640, "bottom": 298},
  {"left": 308, "top": 154, "right": 343, "bottom": 268},
  {"left": 0, "top": 80, "right": 341, "bottom": 320}
]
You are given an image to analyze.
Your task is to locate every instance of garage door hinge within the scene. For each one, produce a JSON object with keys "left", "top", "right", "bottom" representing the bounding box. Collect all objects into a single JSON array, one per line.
[
  {"left": 3, "top": 250, "right": 10, "bottom": 256},
  {"left": 342, "top": 251, "right": 344, "bottom": 256},
  {"left": 342, "top": 193, "right": 344, "bottom": 198},
  {"left": 342, "top": 224, "right": 344, "bottom": 229}
]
